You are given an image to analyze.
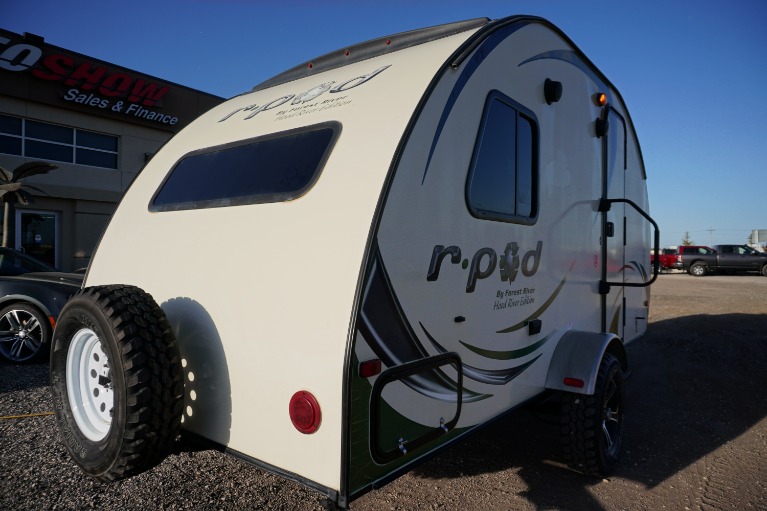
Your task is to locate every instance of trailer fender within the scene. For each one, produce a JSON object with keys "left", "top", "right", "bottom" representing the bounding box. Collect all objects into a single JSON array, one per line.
[{"left": 545, "top": 330, "right": 627, "bottom": 395}]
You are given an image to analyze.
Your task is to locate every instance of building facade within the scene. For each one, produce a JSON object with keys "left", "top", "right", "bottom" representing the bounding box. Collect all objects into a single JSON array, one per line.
[
  {"left": 748, "top": 229, "right": 767, "bottom": 251},
  {"left": 1, "top": 29, "right": 223, "bottom": 271}
]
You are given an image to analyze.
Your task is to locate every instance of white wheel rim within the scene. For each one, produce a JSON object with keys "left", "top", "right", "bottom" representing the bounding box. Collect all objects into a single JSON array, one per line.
[{"left": 66, "top": 328, "right": 113, "bottom": 441}]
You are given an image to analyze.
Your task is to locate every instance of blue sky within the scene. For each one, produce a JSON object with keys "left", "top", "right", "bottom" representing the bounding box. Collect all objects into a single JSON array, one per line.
[{"left": 3, "top": 0, "right": 766, "bottom": 247}]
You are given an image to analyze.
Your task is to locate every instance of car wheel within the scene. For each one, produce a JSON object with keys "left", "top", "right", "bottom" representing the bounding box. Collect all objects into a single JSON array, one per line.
[
  {"left": 50, "top": 285, "right": 183, "bottom": 481},
  {"left": 560, "top": 352, "right": 625, "bottom": 476},
  {"left": 0, "top": 303, "right": 51, "bottom": 364},
  {"left": 689, "top": 262, "right": 707, "bottom": 277},
  {"left": 762, "top": 265, "right": 767, "bottom": 277}
]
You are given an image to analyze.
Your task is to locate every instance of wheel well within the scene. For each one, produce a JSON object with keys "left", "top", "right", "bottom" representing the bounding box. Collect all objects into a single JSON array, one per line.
[
  {"left": 545, "top": 330, "right": 627, "bottom": 395},
  {"left": 0, "top": 298, "right": 45, "bottom": 313},
  {"left": 605, "top": 339, "right": 628, "bottom": 373}
]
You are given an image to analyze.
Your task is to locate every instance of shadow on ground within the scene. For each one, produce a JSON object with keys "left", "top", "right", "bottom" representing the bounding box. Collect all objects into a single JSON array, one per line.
[{"left": 408, "top": 313, "right": 767, "bottom": 509}]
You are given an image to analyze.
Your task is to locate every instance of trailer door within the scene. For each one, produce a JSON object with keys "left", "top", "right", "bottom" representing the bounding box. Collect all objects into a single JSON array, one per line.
[{"left": 600, "top": 105, "right": 627, "bottom": 337}]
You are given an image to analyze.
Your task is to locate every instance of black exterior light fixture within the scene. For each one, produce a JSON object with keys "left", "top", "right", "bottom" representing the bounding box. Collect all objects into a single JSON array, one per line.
[{"left": 544, "top": 78, "right": 563, "bottom": 104}]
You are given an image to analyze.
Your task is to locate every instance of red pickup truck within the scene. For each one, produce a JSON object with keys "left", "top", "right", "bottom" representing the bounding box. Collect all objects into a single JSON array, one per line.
[{"left": 651, "top": 248, "right": 678, "bottom": 271}]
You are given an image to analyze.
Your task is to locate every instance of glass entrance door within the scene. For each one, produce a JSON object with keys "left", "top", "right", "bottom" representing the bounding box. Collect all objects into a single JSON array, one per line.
[{"left": 15, "top": 210, "right": 58, "bottom": 268}]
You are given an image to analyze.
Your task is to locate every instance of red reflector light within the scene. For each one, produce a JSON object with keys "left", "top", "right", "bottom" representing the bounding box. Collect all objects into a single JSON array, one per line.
[
  {"left": 289, "top": 391, "right": 321, "bottom": 434},
  {"left": 564, "top": 377, "right": 585, "bottom": 388},
  {"left": 359, "top": 359, "right": 381, "bottom": 378}
]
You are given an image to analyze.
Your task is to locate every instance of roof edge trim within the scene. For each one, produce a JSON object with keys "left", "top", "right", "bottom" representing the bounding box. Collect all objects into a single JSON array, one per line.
[{"left": 250, "top": 18, "right": 490, "bottom": 93}]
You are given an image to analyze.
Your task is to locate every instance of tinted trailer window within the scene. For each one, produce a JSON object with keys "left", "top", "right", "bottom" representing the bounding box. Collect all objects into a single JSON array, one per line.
[{"left": 151, "top": 122, "right": 340, "bottom": 211}]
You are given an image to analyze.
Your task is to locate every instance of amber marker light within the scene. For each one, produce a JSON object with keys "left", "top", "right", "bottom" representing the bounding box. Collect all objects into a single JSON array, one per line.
[{"left": 595, "top": 92, "right": 607, "bottom": 106}]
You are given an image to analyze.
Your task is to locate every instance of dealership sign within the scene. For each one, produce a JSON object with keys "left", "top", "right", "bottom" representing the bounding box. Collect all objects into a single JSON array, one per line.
[{"left": 0, "top": 29, "right": 222, "bottom": 131}]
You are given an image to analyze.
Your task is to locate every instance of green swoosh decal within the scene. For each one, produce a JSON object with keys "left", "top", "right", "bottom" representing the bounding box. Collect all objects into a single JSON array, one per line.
[
  {"left": 632, "top": 260, "right": 649, "bottom": 282},
  {"left": 496, "top": 270, "right": 569, "bottom": 334},
  {"left": 459, "top": 331, "right": 553, "bottom": 360}
]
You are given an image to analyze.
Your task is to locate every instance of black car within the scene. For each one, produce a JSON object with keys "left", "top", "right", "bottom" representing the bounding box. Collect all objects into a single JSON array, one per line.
[
  {"left": 0, "top": 246, "right": 59, "bottom": 275},
  {"left": 0, "top": 248, "right": 83, "bottom": 363}
]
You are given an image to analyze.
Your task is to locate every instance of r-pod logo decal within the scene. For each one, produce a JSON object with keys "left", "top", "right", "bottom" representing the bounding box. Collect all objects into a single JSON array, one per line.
[
  {"left": 427, "top": 241, "right": 543, "bottom": 292},
  {"left": 219, "top": 65, "right": 391, "bottom": 122}
]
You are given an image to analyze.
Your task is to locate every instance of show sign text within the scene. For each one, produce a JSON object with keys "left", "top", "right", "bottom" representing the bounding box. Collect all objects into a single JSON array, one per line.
[{"left": 0, "top": 33, "right": 179, "bottom": 127}]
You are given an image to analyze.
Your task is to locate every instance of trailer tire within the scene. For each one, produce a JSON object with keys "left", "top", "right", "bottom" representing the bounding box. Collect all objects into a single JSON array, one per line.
[
  {"left": 689, "top": 262, "right": 707, "bottom": 277},
  {"left": 50, "top": 285, "right": 183, "bottom": 482},
  {"left": 560, "top": 352, "right": 624, "bottom": 476}
]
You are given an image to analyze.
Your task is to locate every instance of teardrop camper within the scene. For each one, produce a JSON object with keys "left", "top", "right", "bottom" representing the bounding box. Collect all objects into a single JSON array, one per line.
[{"left": 50, "top": 15, "right": 658, "bottom": 509}]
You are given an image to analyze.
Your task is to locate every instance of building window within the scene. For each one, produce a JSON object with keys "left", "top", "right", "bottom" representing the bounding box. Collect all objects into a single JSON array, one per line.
[
  {"left": 0, "top": 115, "right": 22, "bottom": 156},
  {"left": 0, "top": 114, "right": 118, "bottom": 169},
  {"left": 151, "top": 122, "right": 341, "bottom": 212},
  {"left": 466, "top": 91, "right": 538, "bottom": 225}
]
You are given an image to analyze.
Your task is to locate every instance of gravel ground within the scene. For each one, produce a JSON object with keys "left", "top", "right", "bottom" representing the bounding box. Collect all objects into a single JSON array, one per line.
[{"left": 1, "top": 273, "right": 766, "bottom": 510}]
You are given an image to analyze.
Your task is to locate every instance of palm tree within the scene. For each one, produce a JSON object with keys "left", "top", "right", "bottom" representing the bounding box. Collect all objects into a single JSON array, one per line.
[{"left": 0, "top": 162, "right": 57, "bottom": 247}]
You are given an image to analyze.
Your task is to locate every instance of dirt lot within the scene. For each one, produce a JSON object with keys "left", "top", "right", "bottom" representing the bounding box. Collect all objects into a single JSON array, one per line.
[{"left": 1, "top": 274, "right": 766, "bottom": 510}]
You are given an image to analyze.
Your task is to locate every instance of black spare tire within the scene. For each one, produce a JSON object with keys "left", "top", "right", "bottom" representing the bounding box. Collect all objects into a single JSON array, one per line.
[{"left": 50, "top": 285, "right": 183, "bottom": 481}]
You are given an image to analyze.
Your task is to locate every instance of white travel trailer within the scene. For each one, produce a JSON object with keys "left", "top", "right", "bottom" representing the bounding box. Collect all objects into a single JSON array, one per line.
[{"left": 50, "top": 15, "right": 658, "bottom": 509}]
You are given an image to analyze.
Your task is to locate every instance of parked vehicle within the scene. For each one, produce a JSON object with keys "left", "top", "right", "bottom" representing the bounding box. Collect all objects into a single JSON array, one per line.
[
  {"left": 651, "top": 248, "right": 678, "bottom": 271},
  {"left": 0, "top": 247, "right": 57, "bottom": 276},
  {"left": 49, "top": 15, "right": 657, "bottom": 509},
  {"left": 672, "top": 245, "right": 714, "bottom": 271},
  {"left": 0, "top": 271, "right": 83, "bottom": 363},
  {"left": 683, "top": 244, "right": 767, "bottom": 276}
]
